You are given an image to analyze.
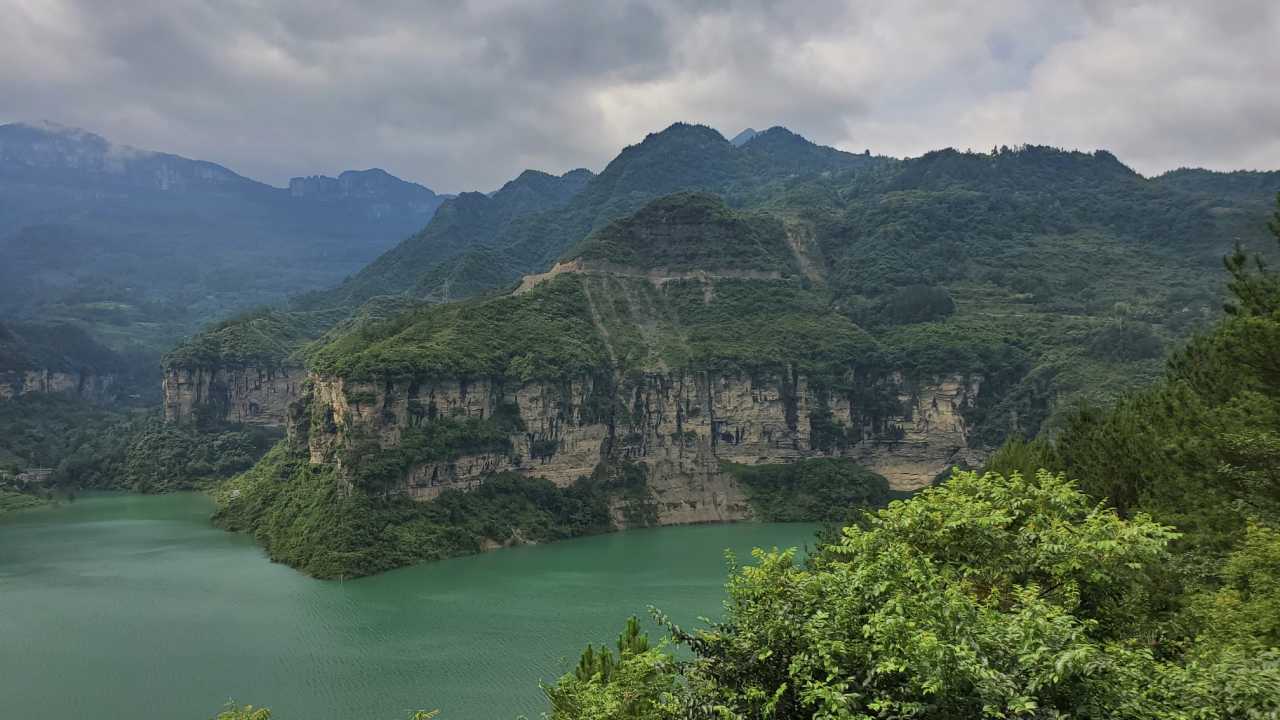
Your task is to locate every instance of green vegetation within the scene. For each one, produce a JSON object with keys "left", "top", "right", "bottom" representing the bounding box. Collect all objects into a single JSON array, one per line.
[
  {"left": 545, "top": 617, "right": 671, "bottom": 720},
  {"left": 0, "top": 487, "right": 47, "bottom": 514},
  {"left": 340, "top": 416, "right": 515, "bottom": 492},
  {"left": 0, "top": 321, "right": 126, "bottom": 375},
  {"left": 311, "top": 276, "right": 608, "bottom": 381},
  {"left": 213, "top": 444, "right": 626, "bottom": 579},
  {"left": 567, "top": 192, "right": 796, "bottom": 274},
  {"left": 547, "top": 469, "right": 1278, "bottom": 719},
  {"left": 212, "top": 704, "right": 272, "bottom": 720},
  {"left": 210, "top": 705, "right": 440, "bottom": 720},
  {"left": 1041, "top": 195, "right": 1280, "bottom": 554},
  {"left": 187, "top": 126, "right": 1279, "bottom": 460},
  {"left": 0, "top": 122, "right": 446, "bottom": 364},
  {"left": 0, "top": 394, "right": 278, "bottom": 493},
  {"left": 723, "top": 458, "right": 896, "bottom": 522},
  {"left": 163, "top": 307, "right": 346, "bottom": 369},
  {"left": 177, "top": 141, "right": 1280, "bottom": 719},
  {"left": 300, "top": 139, "right": 1276, "bottom": 452},
  {"left": 274, "top": 123, "right": 879, "bottom": 313},
  {"left": 308, "top": 168, "right": 593, "bottom": 311},
  {"left": 218, "top": 176, "right": 1276, "bottom": 589},
  {"left": 539, "top": 196, "right": 1280, "bottom": 719}
]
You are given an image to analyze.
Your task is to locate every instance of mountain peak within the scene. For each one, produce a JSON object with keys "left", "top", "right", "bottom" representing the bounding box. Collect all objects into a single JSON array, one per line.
[
  {"left": 640, "top": 122, "right": 728, "bottom": 147},
  {"left": 730, "top": 128, "right": 759, "bottom": 147},
  {"left": 563, "top": 191, "right": 796, "bottom": 275},
  {"left": 289, "top": 168, "right": 436, "bottom": 200},
  {"left": 0, "top": 119, "right": 150, "bottom": 161},
  {"left": 494, "top": 167, "right": 595, "bottom": 205}
]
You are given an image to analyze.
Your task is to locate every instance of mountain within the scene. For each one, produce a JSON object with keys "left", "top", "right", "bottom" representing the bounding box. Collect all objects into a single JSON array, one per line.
[
  {"left": 302, "top": 122, "right": 884, "bottom": 313},
  {"left": 196, "top": 140, "right": 1280, "bottom": 578},
  {"left": 729, "top": 128, "right": 759, "bottom": 146},
  {"left": 164, "top": 123, "right": 889, "bottom": 412},
  {"left": 303, "top": 167, "right": 594, "bottom": 310},
  {"left": 0, "top": 121, "right": 445, "bottom": 358}
]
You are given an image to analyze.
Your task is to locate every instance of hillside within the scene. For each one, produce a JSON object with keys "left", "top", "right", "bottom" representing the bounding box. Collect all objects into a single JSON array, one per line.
[{"left": 305, "top": 167, "right": 595, "bottom": 310}]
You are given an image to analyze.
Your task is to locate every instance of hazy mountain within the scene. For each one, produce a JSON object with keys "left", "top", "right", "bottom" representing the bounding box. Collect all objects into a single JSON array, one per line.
[
  {"left": 729, "top": 128, "right": 759, "bottom": 147},
  {"left": 0, "top": 121, "right": 445, "bottom": 354}
]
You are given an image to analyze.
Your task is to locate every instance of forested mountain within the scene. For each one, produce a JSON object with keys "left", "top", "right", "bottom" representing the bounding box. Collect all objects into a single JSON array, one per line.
[
  {"left": 167, "top": 124, "right": 888, "bottom": 372},
  {"left": 19, "top": 120, "right": 1280, "bottom": 581},
  {"left": 301, "top": 167, "right": 595, "bottom": 309},
  {"left": 298, "top": 123, "right": 880, "bottom": 312},
  {"left": 174, "top": 126, "right": 1277, "bottom": 442},
  {"left": 0, "top": 121, "right": 445, "bottom": 357},
  {"left": 203, "top": 141, "right": 1279, "bottom": 581}
]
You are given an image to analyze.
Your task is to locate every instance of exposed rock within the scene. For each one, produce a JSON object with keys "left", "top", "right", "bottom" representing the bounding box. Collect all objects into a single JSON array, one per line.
[
  {"left": 515, "top": 258, "right": 784, "bottom": 294},
  {"left": 163, "top": 366, "right": 304, "bottom": 425},
  {"left": 836, "top": 375, "right": 985, "bottom": 489},
  {"left": 304, "top": 369, "right": 983, "bottom": 527},
  {"left": 0, "top": 369, "right": 116, "bottom": 403}
]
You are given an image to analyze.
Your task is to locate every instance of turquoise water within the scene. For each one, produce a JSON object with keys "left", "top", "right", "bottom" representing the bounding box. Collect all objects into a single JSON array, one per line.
[{"left": 0, "top": 493, "right": 816, "bottom": 719}]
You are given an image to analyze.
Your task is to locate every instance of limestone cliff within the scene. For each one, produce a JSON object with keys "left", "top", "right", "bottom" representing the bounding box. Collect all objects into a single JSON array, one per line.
[
  {"left": 163, "top": 366, "right": 304, "bottom": 425},
  {"left": 0, "top": 321, "right": 123, "bottom": 404},
  {"left": 302, "top": 368, "right": 981, "bottom": 528},
  {"left": 0, "top": 368, "right": 117, "bottom": 403}
]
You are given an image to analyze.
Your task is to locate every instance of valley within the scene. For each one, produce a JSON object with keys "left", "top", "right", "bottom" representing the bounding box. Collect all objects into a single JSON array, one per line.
[
  {"left": 5, "top": 5, "right": 1280, "bottom": 717},
  {"left": 2, "top": 119, "right": 1278, "bottom": 720}
]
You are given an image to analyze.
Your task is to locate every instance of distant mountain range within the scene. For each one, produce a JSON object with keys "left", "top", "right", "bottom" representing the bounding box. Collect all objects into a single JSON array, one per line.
[{"left": 0, "top": 121, "right": 446, "bottom": 354}]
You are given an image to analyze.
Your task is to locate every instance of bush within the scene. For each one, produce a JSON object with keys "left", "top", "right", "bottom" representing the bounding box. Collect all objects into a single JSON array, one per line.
[{"left": 724, "top": 457, "right": 894, "bottom": 522}]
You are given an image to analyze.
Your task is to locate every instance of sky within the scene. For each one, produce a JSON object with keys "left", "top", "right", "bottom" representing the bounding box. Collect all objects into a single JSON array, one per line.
[{"left": 2, "top": 0, "right": 1278, "bottom": 193}]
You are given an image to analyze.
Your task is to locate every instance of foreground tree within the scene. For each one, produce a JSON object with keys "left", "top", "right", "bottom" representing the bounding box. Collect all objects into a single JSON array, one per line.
[
  {"left": 545, "top": 616, "right": 675, "bottom": 720},
  {"left": 548, "top": 470, "right": 1280, "bottom": 719}
]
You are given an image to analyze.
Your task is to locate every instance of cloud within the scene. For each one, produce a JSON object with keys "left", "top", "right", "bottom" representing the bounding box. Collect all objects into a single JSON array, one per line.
[{"left": 1, "top": 0, "right": 1276, "bottom": 191}]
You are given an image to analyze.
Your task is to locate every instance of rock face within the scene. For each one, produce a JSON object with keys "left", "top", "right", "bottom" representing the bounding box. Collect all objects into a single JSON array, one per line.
[
  {"left": 0, "top": 368, "right": 116, "bottom": 403},
  {"left": 838, "top": 375, "right": 984, "bottom": 489},
  {"left": 302, "top": 369, "right": 982, "bottom": 527},
  {"left": 163, "top": 366, "right": 304, "bottom": 425}
]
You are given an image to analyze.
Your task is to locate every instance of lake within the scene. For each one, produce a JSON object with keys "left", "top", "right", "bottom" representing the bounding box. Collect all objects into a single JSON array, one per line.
[{"left": 0, "top": 492, "right": 817, "bottom": 719}]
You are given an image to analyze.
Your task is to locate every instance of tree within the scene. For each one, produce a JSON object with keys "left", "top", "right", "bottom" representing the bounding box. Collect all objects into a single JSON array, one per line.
[
  {"left": 545, "top": 470, "right": 1280, "bottom": 719},
  {"left": 213, "top": 705, "right": 270, "bottom": 720},
  {"left": 669, "top": 470, "right": 1190, "bottom": 719},
  {"left": 544, "top": 617, "right": 675, "bottom": 720}
]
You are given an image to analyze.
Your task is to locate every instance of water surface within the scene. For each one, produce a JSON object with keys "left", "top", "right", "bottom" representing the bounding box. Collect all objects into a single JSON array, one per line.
[{"left": 0, "top": 493, "right": 815, "bottom": 719}]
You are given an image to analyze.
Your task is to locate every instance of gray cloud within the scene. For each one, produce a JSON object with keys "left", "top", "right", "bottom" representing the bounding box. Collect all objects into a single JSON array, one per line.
[{"left": 2, "top": 0, "right": 1277, "bottom": 192}]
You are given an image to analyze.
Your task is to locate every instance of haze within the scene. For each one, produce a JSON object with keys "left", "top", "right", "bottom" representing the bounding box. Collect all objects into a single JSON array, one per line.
[{"left": 3, "top": 0, "right": 1278, "bottom": 192}]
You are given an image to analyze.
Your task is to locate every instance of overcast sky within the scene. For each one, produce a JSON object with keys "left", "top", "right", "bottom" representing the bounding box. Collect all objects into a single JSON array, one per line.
[{"left": 2, "top": 0, "right": 1277, "bottom": 192}]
